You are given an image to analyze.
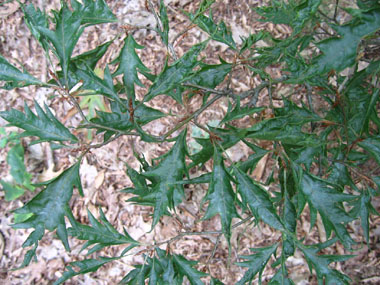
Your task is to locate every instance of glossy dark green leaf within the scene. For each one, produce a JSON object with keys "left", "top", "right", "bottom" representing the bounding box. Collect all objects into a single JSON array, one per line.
[
  {"left": 12, "top": 162, "right": 82, "bottom": 266},
  {"left": 76, "top": 65, "right": 125, "bottom": 108},
  {"left": 194, "top": 13, "right": 236, "bottom": 49},
  {"left": 349, "top": 190, "right": 376, "bottom": 244},
  {"left": 172, "top": 254, "right": 207, "bottom": 285},
  {"left": 37, "top": 5, "right": 84, "bottom": 86},
  {"left": 234, "top": 167, "right": 283, "bottom": 230},
  {"left": 127, "top": 131, "right": 187, "bottom": 228},
  {"left": 297, "top": 241, "right": 353, "bottom": 285},
  {"left": 113, "top": 35, "right": 151, "bottom": 100},
  {"left": 22, "top": 4, "right": 50, "bottom": 51},
  {"left": 145, "top": 42, "right": 206, "bottom": 103},
  {"left": 187, "top": 60, "right": 232, "bottom": 89},
  {"left": 269, "top": 264, "right": 295, "bottom": 285},
  {"left": 358, "top": 136, "right": 380, "bottom": 166},
  {"left": 71, "top": 0, "right": 117, "bottom": 25},
  {"left": 302, "top": 9, "right": 380, "bottom": 79},
  {"left": 0, "top": 101, "right": 78, "bottom": 143},
  {"left": 67, "top": 207, "right": 139, "bottom": 254},
  {"left": 189, "top": 126, "right": 247, "bottom": 167},
  {"left": 202, "top": 147, "right": 239, "bottom": 241},
  {"left": 236, "top": 244, "right": 278, "bottom": 284},
  {"left": 55, "top": 256, "right": 120, "bottom": 285},
  {"left": 72, "top": 40, "right": 113, "bottom": 70},
  {"left": 0, "top": 55, "right": 45, "bottom": 89},
  {"left": 221, "top": 97, "right": 264, "bottom": 124},
  {"left": 300, "top": 171, "right": 356, "bottom": 248}
]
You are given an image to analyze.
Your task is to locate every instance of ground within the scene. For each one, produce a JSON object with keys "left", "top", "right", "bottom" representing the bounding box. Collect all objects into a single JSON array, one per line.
[{"left": 0, "top": 0, "right": 379, "bottom": 284}]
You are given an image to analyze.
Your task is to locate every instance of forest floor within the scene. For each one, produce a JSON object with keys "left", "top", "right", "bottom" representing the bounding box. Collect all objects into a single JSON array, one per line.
[{"left": 0, "top": 0, "right": 379, "bottom": 284}]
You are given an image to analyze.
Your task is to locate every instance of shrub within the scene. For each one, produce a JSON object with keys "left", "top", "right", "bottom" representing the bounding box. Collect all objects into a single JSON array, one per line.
[{"left": 0, "top": 0, "right": 380, "bottom": 283}]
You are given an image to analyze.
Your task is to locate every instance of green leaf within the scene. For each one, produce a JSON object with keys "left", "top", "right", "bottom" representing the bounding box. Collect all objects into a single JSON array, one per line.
[
  {"left": 194, "top": 13, "right": 236, "bottom": 49},
  {"left": 7, "top": 143, "right": 33, "bottom": 190},
  {"left": 269, "top": 263, "right": 295, "bottom": 285},
  {"left": 221, "top": 97, "right": 264, "bottom": 124},
  {"left": 67, "top": 207, "right": 139, "bottom": 254},
  {"left": 127, "top": 131, "right": 188, "bottom": 228},
  {"left": 358, "top": 135, "right": 380, "bottom": 166},
  {"left": 113, "top": 35, "right": 151, "bottom": 100},
  {"left": 76, "top": 65, "right": 126, "bottom": 108},
  {"left": 297, "top": 241, "right": 353, "bottom": 285},
  {"left": 300, "top": 170, "right": 357, "bottom": 248},
  {"left": 236, "top": 244, "right": 278, "bottom": 284},
  {"left": 202, "top": 147, "right": 239, "bottom": 241},
  {"left": 22, "top": 4, "right": 50, "bottom": 51},
  {"left": 91, "top": 98, "right": 164, "bottom": 137},
  {"left": 234, "top": 167, "right": 283, "bottom": 230},
  {"left": 246, "top": 100, "right": 322, "bottom": 146},
  {"left": 71, "top": 0, "right": 117, "bottom": 25},
  {"left": 72, "top": 40, "right": 113, "bottom": 70},
  {"left": 189, "top": 126, "right": 247, "bottom": 167},
  {"left": 145, "top": 42, "right": 207, "bottom": 103},
  {"left": 37, "top": 5, "right": 84, "bottom": 86},
  {"left": 187, "top": 60, "right": 232, "bottom": 89},
  {"left": 0, "top": 101, "right": 78, "bottom": 143},
  {"left": 0, "top": 55, "right": 45, "bottom": 89},
  {"left": 349, "top": 190, "right": 375, "bottom": 244},
  {"left": 158, "top": 0, "right": 169, "bottom": 45},
  {"left": 55, "top": 256, "right": 120, "bottom": 285},
  {"left": 256, "top": 0, "right": 321, "bottom": 35},
  {"left": 12, "top": 162, "right": 82, "bottom": 266},
  {"left": 172, "top": 254, "right": 207, "bottom": 285},
  {"left": 0, "top": 180, "right": 25, "bottom": 201},
  {"left": 121, "top": 249, "right": 206, "bottom": 284},
  {"left": 302, "top": 9, "right": 380, "bottom": 79}
]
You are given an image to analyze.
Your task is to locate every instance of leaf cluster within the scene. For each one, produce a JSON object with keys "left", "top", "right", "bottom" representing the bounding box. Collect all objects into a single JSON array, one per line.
[{"left": 0, "top": 0, "right": 379, "bottom": 284}]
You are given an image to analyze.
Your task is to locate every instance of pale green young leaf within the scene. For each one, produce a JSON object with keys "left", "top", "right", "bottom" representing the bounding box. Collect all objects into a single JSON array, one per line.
[
  {"left": 0, "top": 101, "right": 78, "bottom": 143},
  {"left": 12, "top": 162, "right": 82, "bottom": 266},
  {"left": 0, "top": 55, "right": 45, "bottom": 89},
  {"left": 202, "top": 146, "right": 239, "bottom": 241},
  {"left": 236, "top": 244, "right": 278, "bottom": 284},
  {"left": 7, "top": 143, "right": 33, "bottom": 190},
  {"left": 0, "top": 180, "right": 25, "bottom": 201}
]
